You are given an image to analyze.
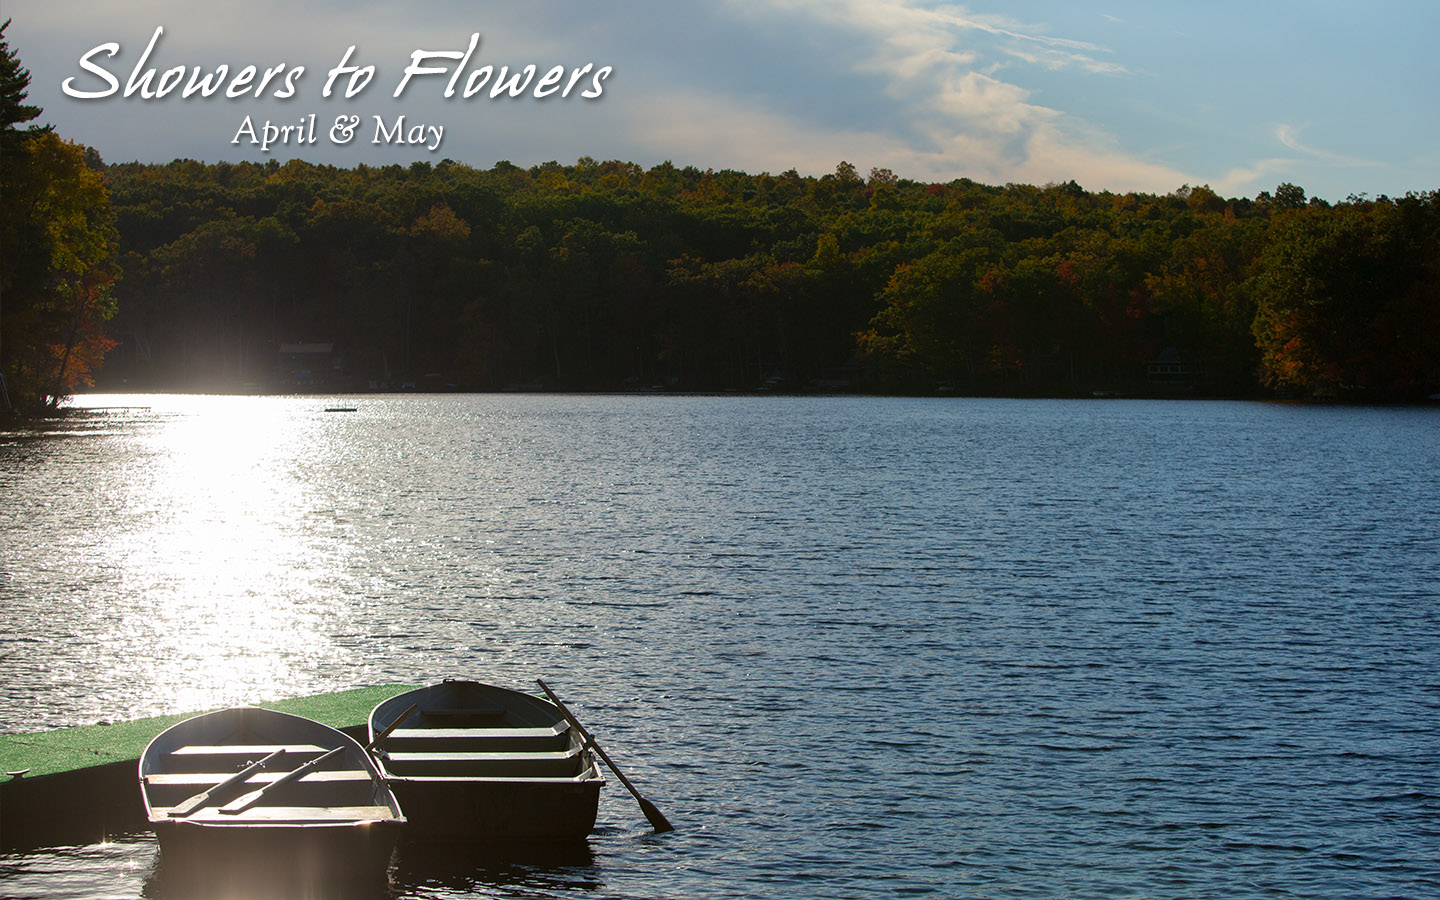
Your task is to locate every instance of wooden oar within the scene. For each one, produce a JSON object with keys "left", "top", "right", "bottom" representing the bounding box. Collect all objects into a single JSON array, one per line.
[
  {"left": 537, "top": 678, "right": 674, "bottom": 833},
  {"left": 219, "top": 746, "right": 344, "bottom": 815},
  {"left": 167, "top": 748, "right": 286, "bottom": 817},
  {"left": 216, "top": 702, "right": 417, "bottom": 816}
]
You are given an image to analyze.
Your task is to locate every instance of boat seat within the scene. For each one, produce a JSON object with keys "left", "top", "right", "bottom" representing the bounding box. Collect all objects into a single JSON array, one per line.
[
  {"left": 381, "top": 748, "right": 584, "bottom": 778},
  {"left": 156, "top": 804, "right": 397, "bottom": 822},
  {"left": 381, "top": 726, "right": 570, "bottom": 753},
  {"left": 420, "top": 706, "right": 506, "bottom": 721},
  {"left": 161, "top": 744, "right": 332, "bottom": 773},
  {"left": 167, "top": 744, "right": 329, "bottom": 755},
  {"left": 144, "top": 770, "right": 371, "bottom": 785},
  {"left": 145, "top": 769, "right": 379, "bottom": 807},
  {"left": 393, "top": 772, "right": 601, "bottom": 784}
]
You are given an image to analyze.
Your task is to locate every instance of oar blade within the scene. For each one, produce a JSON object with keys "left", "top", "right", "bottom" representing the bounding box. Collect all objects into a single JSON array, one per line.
[
  {"left": 537, "top": 678, "right": 675, "bottom": 834},
  {"left": 167, "top": 792, "right": 212, "bottom": 818},
  {"left": 218, "top": 788, "right": 264, "bottom": 815},
  {"left": 640, "top": 797, "right": 674, "bottom": 833}
]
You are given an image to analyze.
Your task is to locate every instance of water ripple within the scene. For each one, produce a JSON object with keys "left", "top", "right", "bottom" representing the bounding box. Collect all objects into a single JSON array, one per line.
[{"left": 2, "top": 395, "right": 1438, "bottom": 899}]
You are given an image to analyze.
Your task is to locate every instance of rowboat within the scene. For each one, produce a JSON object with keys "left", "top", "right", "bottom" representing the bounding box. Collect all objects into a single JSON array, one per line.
[
  {"left": 369, "top": 680, "right": 605, "bottom": 840},
  {"left": 139, "top": 706, "right": 405, "bottom": 883}
]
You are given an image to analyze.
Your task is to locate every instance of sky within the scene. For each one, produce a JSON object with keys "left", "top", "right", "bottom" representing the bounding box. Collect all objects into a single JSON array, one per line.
[{"left": 6, "top": 0, "right": 1438, "bottom": 201}]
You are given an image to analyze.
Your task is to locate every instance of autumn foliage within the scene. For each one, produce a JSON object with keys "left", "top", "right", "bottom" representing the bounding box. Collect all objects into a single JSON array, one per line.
[
  {"left": 1, "top": 21, "right": 121, "bottom": 414},
  {"left": 87, "top": 157, "right": 1439, "bottom": 401}
]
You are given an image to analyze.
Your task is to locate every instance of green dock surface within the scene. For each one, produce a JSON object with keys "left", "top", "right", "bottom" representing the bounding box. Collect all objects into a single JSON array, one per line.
[{"left": 1, "top": 684, "right": 411, "bottom": 780}]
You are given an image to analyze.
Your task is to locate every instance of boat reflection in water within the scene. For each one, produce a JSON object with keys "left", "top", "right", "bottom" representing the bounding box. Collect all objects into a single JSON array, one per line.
[
  {"left": 145, "top": 849, "right": 397, "bottom": 900},
  {"left": 391, "top": 839, "right": 602, "bottom": 896},
  {"left": 140, "top": 830, "right": 603, "bottom": 899}
]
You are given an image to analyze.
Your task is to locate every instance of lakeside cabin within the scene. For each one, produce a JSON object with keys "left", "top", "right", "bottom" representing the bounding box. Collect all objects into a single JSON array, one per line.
[
  {"left": 1146, "top": 348, "right": 1200, "bottom": 387},
  {"left": 277, "top": 342, "right": 339, "bottom": 390}
]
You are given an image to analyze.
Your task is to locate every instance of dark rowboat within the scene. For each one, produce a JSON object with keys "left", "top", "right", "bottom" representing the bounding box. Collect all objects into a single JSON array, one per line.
[
  {"left": 139, "top": 707, "right": 404, "bottom": 883},
  {"left": 369, "top": 680, "right": 604, "bottom": 840}
]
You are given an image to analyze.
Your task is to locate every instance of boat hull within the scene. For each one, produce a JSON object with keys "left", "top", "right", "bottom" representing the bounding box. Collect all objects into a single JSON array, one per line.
[
  {"left": 371, "top": 680, "right": 605, "bottom": 841},
  {"left": 140, "top": 706, "right": 405, "bottom": 882},
  {"left": 152, "top": 817, "right": 402, "bottom": 887},
  {"left": 390, "top": 776, "right": 601, "bottom": 839}
]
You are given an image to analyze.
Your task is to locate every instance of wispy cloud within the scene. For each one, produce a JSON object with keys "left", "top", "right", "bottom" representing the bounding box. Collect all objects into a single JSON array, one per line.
[
  {"left": 997, "top": 44, "right": 1126, "bottom": 75},
  {"left": 737, "top": 0, "right": 1126, "bottom": 76},
  {"left": 1198, "top": 124, "right": 1384, "bottom": 199},
  {"left": 1211, "top": 157, "right": 1300, "bottom": 198},
  {"left": 1207, "top": 126, "right": 1385, "bottom": 199},
  {"left": 1275, "top": 124, "right": 1379, "bottom": 168}
]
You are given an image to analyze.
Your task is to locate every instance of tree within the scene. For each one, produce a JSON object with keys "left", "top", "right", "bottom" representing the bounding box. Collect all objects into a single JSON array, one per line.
[
  {"left": 0, "top": 19, "right": 42, "bottom": 144},
  {"left": 1, "top": 16, "right": 44, "bottom": 302},
  {"left": 2, "top": 132, "right": 121, "bottom": 409},
  {"left": 1146, "top": 215, "right": 1264, "bottom": 393},
  {"left": 1251, "top": 194, "right": 1440, "bottom": 399},
  {"left": 860, "top": 244, "right": 999, "bottom": 386},
  {"left": 145, "top": 215, "right": 296, "bottom": 387},
  {"left": 1273, "top": 182, "right": 1307, "bottom": 210},
  {"left": 39, "top": 134, "right": 1431, "bottom": 401},
  {"left": 2, "top": 23, "right": 121, "bottom": 412}
]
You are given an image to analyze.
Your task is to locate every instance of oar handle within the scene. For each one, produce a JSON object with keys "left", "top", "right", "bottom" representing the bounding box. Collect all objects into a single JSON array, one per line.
[
  {"left": 369, "top": 702, "right": 419, "bottom": 751},
  {"left": 537, "top": 678, "right": 674, "bottom": 833}
]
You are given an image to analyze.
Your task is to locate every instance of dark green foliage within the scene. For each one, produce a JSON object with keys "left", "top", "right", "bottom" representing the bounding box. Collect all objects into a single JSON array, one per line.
[
  {"left": 1250, "top": 192, "right": 1440, "bottom": 399},
  {"left": 93, "top": 155, "right": 1440, "bottom": 400}
]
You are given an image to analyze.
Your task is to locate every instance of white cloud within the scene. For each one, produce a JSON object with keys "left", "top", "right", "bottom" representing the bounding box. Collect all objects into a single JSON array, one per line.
[
  {"left": 618, "top": 87, "right": 907, "bottom": 175},
  {"left": 620, "top": 75, "right": 1192, "bottom": 196},
  {"left": 998, "top": 44, "right": 1127, "bottom": 75},
  {"left": 709, "top": 0, "right": 1186, "bottom": 191}
]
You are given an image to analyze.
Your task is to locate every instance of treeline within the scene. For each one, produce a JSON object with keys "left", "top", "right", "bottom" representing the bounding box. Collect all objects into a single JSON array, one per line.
[{"left": 96, "top": 157, "right": 1438, "bottom": 400}]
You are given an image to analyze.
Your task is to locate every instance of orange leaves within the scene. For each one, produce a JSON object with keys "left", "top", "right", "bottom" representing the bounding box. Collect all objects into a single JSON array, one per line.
[{"left": 409, "top": 202, "right": 471, "bottom": 242}]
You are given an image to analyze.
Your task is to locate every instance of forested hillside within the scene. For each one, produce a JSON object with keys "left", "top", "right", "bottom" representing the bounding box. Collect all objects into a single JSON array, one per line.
[{"left": 90, "top": 157, "right": 1440, "bottom": 400}]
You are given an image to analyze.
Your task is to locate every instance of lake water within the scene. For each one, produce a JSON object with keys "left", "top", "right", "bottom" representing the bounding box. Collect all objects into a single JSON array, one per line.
[{"left": 2, "top": 393, "right": 1438, "bottom": 899}]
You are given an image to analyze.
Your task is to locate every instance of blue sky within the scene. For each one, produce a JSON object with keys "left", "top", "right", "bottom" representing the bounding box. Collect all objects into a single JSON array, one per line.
[{"left": 8, "top": 0, "right": 1437, "bottom": 201}]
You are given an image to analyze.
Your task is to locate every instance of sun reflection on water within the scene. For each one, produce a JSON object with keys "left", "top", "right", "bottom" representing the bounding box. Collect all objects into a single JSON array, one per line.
[{"left": 77, "top": 394, "right": 357, "bottom": 716}]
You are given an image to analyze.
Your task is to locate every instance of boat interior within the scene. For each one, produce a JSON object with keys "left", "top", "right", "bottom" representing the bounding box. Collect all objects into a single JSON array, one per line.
[
  {"left": 144, "top": 741, "right": 394, "bottom": 822},
  {"left": 376, "top": 706, "right": 599, "bottom": 782}
]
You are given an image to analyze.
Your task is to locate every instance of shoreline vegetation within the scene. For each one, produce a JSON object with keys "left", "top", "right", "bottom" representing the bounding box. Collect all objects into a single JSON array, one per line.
[
  {"left": 43, "top": 161, "right": 1440, "bottom": 408},
  {"left": 4, "top": 29, "right": 1439, "bottom": 417}
]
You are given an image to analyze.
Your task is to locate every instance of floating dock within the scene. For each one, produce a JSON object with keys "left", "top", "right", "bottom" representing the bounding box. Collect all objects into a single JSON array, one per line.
[{"left": 0, "top": 685, "right": 410, "bottom": 849}]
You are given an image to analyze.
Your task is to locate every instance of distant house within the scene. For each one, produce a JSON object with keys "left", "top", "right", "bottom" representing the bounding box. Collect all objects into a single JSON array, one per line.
[
  {"left": 278, "top": 342, "right": 337, "bottom": 388},
  {"left": 1146, "top": 347, "right": 1200, "bottom": 384}
]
